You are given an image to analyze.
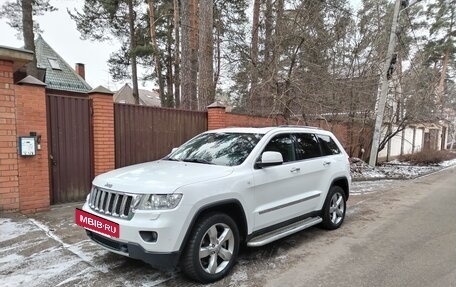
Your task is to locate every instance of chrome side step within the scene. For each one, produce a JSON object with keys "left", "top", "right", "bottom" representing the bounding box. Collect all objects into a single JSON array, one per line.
[{"left": 247, "top": 216, "right": 322, "bottom": 247}]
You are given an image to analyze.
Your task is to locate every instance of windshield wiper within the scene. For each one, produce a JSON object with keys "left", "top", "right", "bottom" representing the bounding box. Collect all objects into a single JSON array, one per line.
[{"left": 181, "top": 158, "right": 214, "bottom": 165}]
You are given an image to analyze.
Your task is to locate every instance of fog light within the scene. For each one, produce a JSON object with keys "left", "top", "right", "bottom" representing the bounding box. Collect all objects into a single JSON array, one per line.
[{"left": 140, "top": 231, "right": 158, "bottom": 243}]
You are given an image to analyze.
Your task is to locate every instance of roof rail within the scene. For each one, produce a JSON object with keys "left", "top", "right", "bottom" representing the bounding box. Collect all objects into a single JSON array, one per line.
[{"left": 277, "top": 125, "right": 322, "bottom": 130}]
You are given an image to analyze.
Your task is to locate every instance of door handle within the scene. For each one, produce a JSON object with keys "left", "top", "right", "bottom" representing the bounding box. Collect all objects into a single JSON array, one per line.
[
  {"left": 323, "top": 161, "right": 331, "bottom": 166},
  {"left": 290, "top": 167, "right": 300, "bottom": 173},
  {"left": 50, "top": 154, "right": 57, "bottom": 166}
]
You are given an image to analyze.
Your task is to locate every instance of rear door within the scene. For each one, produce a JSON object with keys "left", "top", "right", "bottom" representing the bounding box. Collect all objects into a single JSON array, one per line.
[{"left": 289, "top": 133, "right": 330, "bottom": 213}]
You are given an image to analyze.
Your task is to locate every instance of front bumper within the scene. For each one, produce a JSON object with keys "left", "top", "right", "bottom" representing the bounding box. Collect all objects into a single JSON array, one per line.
[
  {"left": 81, "top": 201, "right": 191, "bottom": 253},
  {"left": 86, "top": 230, "right": 180, "bottom": 270}
]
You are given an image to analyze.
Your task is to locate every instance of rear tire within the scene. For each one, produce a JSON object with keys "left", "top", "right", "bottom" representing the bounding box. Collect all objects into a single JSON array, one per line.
[
  {"left": 181, "top": 213, "right": 240, "bottom": 283},
  {"left": 321, "top": 186, "right": 346, "bottom": 230}
]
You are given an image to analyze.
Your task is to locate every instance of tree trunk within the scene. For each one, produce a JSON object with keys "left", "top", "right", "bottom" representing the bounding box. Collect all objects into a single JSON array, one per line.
[
  {"left": 273, "top": 0, "right": 284, "bottom": 72},
  {"left": 197, "top": 0, "right": 214, "bottom": 110},
  {"left": 213, "top": 6, "right": 221, "bottom": 93},
  {"left": 181, "top": 0, "right": 198, "bottom": 109},
  {"left": 249, "top": 0, "right": 260, "bottom": 110},
  {"left": 264, "top": 0, "right": 273, "bottom": 65},
  {"left": 437, "top": 50, "right": 449, "bottom": 105},
  {"left": 271, "top": 0, "right": 284, "bottom": 109},
  {"left": 128, "top": 0, "right": 139, "bottom": 105},
  {"left": 21, "top": 0, "right": 38, "bottom": 78},
  {"left": 190, "top": 0, "right": 198, "bottom": 109},
  {"left": 166, "top": 14, "right": 174, "bottom": 107},
  {"left": 173, "top": 0, "right": 180, "bottom": 108},
  {"left": 148, "top": 0, "right": 165, "bottom": 106}
]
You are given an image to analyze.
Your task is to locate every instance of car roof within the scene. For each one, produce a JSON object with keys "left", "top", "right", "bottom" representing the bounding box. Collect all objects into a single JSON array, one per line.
[{"left": 206, "top": 126, "right": 327, "bottom": 135}]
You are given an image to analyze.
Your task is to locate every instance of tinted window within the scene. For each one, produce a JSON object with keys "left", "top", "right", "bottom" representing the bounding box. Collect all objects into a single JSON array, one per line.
[
  {"left": 263, "top": 134, "right": 295, "bottom": 162},
  {"left": 293, "top": 133, "right": 322, "bottom": 160},
  {"left": 317, "top": 134, "right": 341, "bottom": 155},
  {"left": 167, "top": 132, "right": 263, "bottom": 166}
]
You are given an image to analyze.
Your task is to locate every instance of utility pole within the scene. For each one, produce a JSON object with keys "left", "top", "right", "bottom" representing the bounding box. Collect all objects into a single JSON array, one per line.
[{"left": 368, "top": 0, "right": 403, "bottom": 166}]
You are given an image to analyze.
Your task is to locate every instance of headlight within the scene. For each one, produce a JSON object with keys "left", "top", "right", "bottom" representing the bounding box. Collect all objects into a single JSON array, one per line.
[{"left": 136, "top": 194, "right": 183, "bottom": 210}]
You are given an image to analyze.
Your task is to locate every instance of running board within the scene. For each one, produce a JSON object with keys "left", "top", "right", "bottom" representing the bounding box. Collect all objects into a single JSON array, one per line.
[{"left": 247, "top": 216, "right": 322, "bottom": 247}]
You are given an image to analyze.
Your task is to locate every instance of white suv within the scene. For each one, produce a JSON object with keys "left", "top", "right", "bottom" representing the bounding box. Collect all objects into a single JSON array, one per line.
[{"left": 77, "top": 126, "right": 350, "bottom": 282}]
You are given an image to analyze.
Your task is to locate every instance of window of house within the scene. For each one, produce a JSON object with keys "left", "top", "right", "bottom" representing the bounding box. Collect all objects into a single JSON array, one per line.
[
  {"left": 317, "top": 134, "right": 341, "bottom": 155},
  {"left": 48, "top": 58, "right": 61, "bottom": 70},
  {"left": 293, "top": 133, "right": 322, "bottom": 160}
]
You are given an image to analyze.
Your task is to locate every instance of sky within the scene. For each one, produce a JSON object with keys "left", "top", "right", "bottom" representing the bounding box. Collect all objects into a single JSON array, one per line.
[{"left": 0, "top": 0, "right": 363, "bottom": 92}]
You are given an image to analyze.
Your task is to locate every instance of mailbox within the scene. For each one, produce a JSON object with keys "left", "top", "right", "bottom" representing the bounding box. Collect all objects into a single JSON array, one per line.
[{"left": 18, "top": 136, "right": 37, "bottom": 157}]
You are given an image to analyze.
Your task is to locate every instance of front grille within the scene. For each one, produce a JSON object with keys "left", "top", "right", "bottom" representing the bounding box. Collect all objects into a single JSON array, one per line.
[{"left": 88, "top": 187, "right": 138, "bottom": 219}]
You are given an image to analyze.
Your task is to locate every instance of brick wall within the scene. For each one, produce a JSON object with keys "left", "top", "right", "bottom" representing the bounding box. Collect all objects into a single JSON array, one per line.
[
  {"left": 207, "top": 106, "right": 226, "bottom": 130},
  {"left": 15, "top": 84, "right": 49, "bottom": 213},
  {"left": 206, "top": 103, "right": 371, "bottom": 158},
  {"left": 90, "top": 93, "right": 115, "bottom": 176},
  {"left": 0, "top": 60, "right": 19, "bottom": 213},
  {"left": 226, "top": 112, "right": 289, "bottom": 127}
]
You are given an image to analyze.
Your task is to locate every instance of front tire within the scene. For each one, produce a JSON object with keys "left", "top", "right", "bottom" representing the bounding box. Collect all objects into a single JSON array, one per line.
[
  {"left": 321, "top": 186, "right": 346, "bottom": 230},
  {"left": 181, "top": 213, "right": 240, "bottom": 283}
]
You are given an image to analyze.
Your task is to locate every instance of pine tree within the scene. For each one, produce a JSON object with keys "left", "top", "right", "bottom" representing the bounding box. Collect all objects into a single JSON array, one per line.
[
  {"left": 69, "top": 0, "right": 143, "bottom": 104},
  {"left": 425, "top": 0, "right": 456, "bottom": 105},
  {"left": 0, "top": 0, "right": 56, "bottom": 78}
]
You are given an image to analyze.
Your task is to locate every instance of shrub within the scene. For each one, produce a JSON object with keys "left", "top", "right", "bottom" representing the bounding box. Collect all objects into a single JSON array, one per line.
[{"left": 398, "top": 150, "right": 456, "bottom": 165}]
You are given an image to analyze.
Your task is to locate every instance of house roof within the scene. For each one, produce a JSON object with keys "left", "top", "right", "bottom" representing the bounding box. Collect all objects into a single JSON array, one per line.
[
  {"left": 35, "top": 35, "right": 92, "bottom": 93},
  {"left": 114, "top": 83, "right": 161, "bottom": 107}
]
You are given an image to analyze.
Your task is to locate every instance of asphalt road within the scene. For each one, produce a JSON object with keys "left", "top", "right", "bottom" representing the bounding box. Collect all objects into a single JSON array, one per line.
[
  {"left": 2, "top": 166, "right": 455, "bottom": 287},
  {"left": 263, "top": 166, "right": 456, "bottom": 287}
]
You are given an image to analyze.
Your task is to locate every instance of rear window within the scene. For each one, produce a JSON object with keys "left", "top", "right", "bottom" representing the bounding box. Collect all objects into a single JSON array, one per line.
[{"left": 317, "top": 134, "right": 341, "bottom": 155}]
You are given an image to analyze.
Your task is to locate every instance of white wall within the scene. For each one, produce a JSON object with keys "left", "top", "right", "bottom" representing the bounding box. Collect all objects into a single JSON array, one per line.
[{"left": 378, "top": 125, "right": 425, "bottom": 159}]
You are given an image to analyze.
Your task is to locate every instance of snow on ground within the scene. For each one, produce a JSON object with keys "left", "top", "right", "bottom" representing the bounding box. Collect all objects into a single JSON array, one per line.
[
  {"left": 0, "top": 216, "right": 176, "bottom": 287},
  {"left": 0, "top": 218, "right": 31, "bottom": 242},
  {"left": 440, "top": 158, "right": 456, "bottom": 167},
  {"left": 350, "top": 180, "right": 398, "bottom": 195},
  {"left": 351, "top": 157, "right": 456, "bottom": 181}
]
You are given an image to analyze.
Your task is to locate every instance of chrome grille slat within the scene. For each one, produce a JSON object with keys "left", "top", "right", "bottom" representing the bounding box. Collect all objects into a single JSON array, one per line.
[
  {"left": 88, "top": 187, "right": 134, "bottom": 219},
  {"left": 119, "top": 195, "right": 128, "bottom": 218},
  {"left": 99, "top": 192, "right": 106, "bottom": 212},
  {"left": 112, "top": 194, "right": 120, "bottom": 216},
  {"left": 94, "top": 189, "right": 101, "bottom": 210},
  {"left": 104, "top": 192, "right": 112, "bottom": 214},
  {"left": 90, "top": 188, "right": 97, "bottom": 208}
]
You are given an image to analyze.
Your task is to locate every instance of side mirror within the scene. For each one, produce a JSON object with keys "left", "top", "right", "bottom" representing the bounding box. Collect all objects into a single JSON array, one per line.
[
  {"left": 256, "top": 151, "right": 283, "bottom": 169},
  {"left": 171, "top": 147, "right": 178, "bottom": 154}
]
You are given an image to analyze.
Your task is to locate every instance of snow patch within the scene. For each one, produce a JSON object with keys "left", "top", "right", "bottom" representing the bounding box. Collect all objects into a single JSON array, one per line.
[
  {"left": 440, "top": 158, "right": 456, "bottom": 167},
  {"left": 350, "top": 180, "right": 397, "bottom": 195},
  {"left": 0, "top": 218, "right": 32, "bottom": 242}
]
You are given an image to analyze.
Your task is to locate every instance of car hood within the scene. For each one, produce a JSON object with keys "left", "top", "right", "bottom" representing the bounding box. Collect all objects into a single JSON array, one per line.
[{"left": 92, "top": 160, "right": 234, "bottom": 194}]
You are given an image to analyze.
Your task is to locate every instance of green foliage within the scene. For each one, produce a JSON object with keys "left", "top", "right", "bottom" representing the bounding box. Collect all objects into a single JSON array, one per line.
[
  {"left": 424, "top": 0, "right": 456, "bottom": 64},
  {"left": 0, "top": 0, "right": 56, "bottom": 38}
]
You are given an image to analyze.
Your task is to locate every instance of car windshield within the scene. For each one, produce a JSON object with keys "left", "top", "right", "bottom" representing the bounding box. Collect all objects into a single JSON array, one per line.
[{"left": 166, "top": 132, "right": 264, "bottom": 166}]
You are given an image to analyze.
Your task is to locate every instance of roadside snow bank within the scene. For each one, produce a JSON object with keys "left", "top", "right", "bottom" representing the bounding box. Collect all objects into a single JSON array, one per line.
[{"left": 351, "top": 157, "right": 456, "bottom": 181}]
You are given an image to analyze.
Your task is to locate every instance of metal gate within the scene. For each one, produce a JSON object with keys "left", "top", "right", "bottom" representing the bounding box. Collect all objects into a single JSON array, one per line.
[
  {"left": 115, "top": 104, "right": 207, "bottom": 168},
  {"left": 47, "top": 95, "right": 93, "bottom": 204}
]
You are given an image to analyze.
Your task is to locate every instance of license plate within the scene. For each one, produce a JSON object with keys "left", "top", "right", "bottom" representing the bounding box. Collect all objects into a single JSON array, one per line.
[{"left": 75, "top": 208, "right": 120, "bottom": 238}]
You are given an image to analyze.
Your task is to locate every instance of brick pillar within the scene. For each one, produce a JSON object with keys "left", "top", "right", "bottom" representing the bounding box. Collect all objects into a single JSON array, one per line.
[
  {"left": 207, "top": 102, "right": 226, "bottom": 130},
  {"left": 15, "top": 76, "right": 49, "bottom": 213},
  {"left": 0, "top": 60, "right": 19, "bottom": 213},
  {"left": 89, "top": 86, "right": 115, "bottom": 176}
]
